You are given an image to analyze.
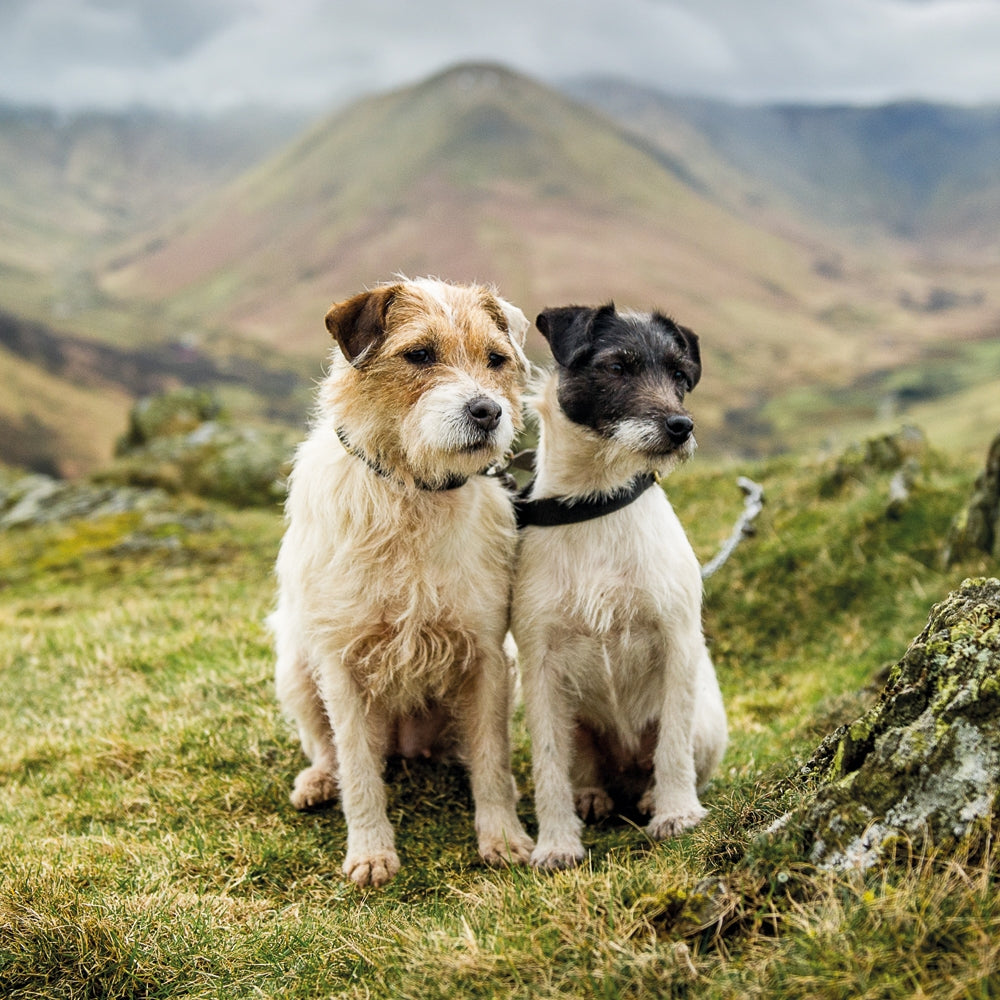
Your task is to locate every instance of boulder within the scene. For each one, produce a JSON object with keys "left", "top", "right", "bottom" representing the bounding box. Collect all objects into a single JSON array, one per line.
[
  {"left": 944, "top": 430, "right": 1000, "bottom": 563},
  {"left": 0, "top": 470, "right": 168, "bottom": 529},
  {"left": 117, "top": 388, "right": 220, "bottom": 453},
  {"left": 104, "top": 390, "right": 298, "bottom": 508},
  {"left": 773, "top": 577, "right": 1000, "bottom": 871},
  {"left": 818, "top": 425, "right": 927, "bottom": 510}
]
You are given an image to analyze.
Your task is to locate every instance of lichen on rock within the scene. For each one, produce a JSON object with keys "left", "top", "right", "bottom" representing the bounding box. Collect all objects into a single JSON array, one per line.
[
  {"left": 773, "top": 577, "right": 1000, "bottom": 871},
  {"left": 103, "top": 390, "right": 298, "bottom": 508},
  {"left": 944, "top": 430, "right": 1000, "bottom": 563}
]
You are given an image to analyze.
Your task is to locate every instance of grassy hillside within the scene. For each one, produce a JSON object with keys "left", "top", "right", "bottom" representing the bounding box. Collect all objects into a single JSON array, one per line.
[
  {"left": 0, "top": 345, "right": 132, "bottom": 477},
  {"left": 0, "top": 104, "right": 304, "bottom": 283},
  {"left": 1, "top": 429, "right": 996, "bottom": 998},
  {"left": 0, "top": 104, "right": 311, "bottom": 476}
]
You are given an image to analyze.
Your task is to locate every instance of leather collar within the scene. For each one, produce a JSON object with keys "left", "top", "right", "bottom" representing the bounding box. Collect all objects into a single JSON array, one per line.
[
  {"left": 336, "top": 427, "right": 469, "bottom": 492},
  {"left": 514, "top": 473, "right": 657, "bottom": 529}
]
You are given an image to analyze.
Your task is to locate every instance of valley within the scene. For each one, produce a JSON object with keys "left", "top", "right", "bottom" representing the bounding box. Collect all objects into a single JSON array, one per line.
[{"left": 1, "top": 63, "right": 997, "bottom": 475}]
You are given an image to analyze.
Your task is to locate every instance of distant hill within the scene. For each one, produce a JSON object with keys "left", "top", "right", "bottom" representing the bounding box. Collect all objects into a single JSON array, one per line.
[
  {"left": 99, "top": 64, "right": 999, "bottom": 453},
  {"left": 99, "top": 61, "right": 855, "bottom": 369},
  {"left": 0, "top": 104, "right": 309, "bottom": 475},
  {"left": 565, "top": 78, "right": 1000, "bottom": 260},
  {"left": 0, "top": 104, "right": 305, "bottom": 284},
  {"left": 1, "top": 64, "right": 998, "bottom": 475}
]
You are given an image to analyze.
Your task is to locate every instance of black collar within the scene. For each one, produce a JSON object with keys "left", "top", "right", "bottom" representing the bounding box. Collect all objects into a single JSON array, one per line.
[
  {"left": 514, "top": 473, "right": 657, "bottom": 529},
  {"left": 336, "top": 427, "right": 469, "bottom": 492}
]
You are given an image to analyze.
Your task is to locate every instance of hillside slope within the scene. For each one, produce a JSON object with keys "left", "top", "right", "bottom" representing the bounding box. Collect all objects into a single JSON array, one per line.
[
  {"left": 0, "top": 105, "right": 303, "bottom": 289},
  {"left": 1, "top": 432, "right": 996, "bottom": 996},
  {"left": 566, "top": 78, "right": 1000, "bottom": 260},
  {"left": 99, "top": 66, "right": 855, "bottom": 369},
  {"left": 2, "top": 65, "right": 998, "bottom": 474}
]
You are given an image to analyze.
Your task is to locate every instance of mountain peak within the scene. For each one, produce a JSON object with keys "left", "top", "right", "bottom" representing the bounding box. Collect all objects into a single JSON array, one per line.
[{"left": 418, "top": 61, "right": 535, "bottom": 94}]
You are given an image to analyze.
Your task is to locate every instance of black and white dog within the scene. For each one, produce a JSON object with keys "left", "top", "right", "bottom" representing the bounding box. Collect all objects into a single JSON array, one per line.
[{"left": 511, "top": 303, "right": 727, "bottom": 869}]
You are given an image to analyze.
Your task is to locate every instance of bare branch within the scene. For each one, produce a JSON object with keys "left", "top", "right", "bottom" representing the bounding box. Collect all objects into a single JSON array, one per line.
[{"left": 701, "top": 477, "right": 765, "bottom": 580}]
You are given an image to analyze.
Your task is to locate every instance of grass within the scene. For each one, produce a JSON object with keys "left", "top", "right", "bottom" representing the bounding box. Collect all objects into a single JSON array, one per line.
[{"left": 1, "top": 434, "right": 998, "bottom": 999}]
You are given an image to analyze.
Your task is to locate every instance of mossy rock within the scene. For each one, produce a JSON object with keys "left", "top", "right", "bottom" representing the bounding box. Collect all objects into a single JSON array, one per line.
[
  {"left": 102, "top": 421, "right": 297, "bottom": 508},
  {"left": 105, "top": 391, "right": 298, "bottom": 508},
  {"left": 117, "top": 388, "right": 221, "bottom": 453},
  {"left": 819, "top": 425, "right": 927, "bottom": 498},
  {"left": 944, "top": 430, "right": 1000, "bottom": 563},
  {"left": 774, "top": 577, "right": 1000, "bottom": 870},
  {"left": 0, "top": 473, "right": 171, "bottom": 529}
]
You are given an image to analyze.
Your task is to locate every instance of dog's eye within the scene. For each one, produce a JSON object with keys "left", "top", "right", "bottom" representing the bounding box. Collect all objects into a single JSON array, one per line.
[
  {"left": 487, "top": 352, "right": 509, "bottom": 369},
  {"left": 403, "top": 347, "right": 435, "bottom": 366},
  {"left": 673, "top": 370, "right": 692, "bottom": 391},
  {"left": 605, "top": 360, "right": 626, "bottom": 376}
]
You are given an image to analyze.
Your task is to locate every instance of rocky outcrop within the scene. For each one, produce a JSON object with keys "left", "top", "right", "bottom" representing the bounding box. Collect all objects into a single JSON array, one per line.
[
  {"left": 774, "top": 577, "right": 1000, "bottom": 871},
  {"left": 100, "top": 390, "right": 298, "bottom": 508},
  {"left": 818, "top": 425, "right": 927, "bottom": 513},
  {"left": 0, "top": 469, "right": 171, "bottom": 529},
  {"left": 944, "top": 430, "right": 1000, "bottom": 564}
]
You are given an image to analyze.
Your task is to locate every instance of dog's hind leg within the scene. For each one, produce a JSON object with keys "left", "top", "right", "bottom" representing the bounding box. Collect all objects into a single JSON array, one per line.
[
  {"left": 571, "top": 724, "right": 614, "bottom": 821},
  {"left": 457, "top": 647, "right": 534, "bottom": 867},
  {"left": 275, "top": 642, "right": 339, "bottom": 810}
]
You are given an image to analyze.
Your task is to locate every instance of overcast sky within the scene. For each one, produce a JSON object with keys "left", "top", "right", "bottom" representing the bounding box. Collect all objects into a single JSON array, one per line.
[{"left": 2, "top": 0, "right": 999, "bottom": 112}]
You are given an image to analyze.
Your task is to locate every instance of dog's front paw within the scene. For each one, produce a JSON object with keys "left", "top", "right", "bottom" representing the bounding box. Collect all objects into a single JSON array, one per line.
[
  {"left": 289, "top": 766, "right": 339, "bottom": 810},
  {"left": 479, "top": 828, "right": 535, "bottom": 867},
  {"left": 531, "top": 840, "right": 586, "bottom": 870},
  {"left": 646, "top": 806, "right": 707, "bottom": 841},
  {"left": 342, "top": 849, "right": 400, "bottom": 888},
  {"left": 575, "top": 786, "right": 614, "bottom": 821}
]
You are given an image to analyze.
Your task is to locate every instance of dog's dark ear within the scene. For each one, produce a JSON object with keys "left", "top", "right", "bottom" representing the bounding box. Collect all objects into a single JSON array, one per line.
[
  {"left": 652, "top": 312, "right": 701, "bottom": 389},
  {"left": 673, "top": 320, "right": 702, "bottom": 389},
  {"left": 325, "top": 285, "right": 399, "bottom": 366},
  {"left": 537, "top": 303, "right": 616, "bottom": 368}
]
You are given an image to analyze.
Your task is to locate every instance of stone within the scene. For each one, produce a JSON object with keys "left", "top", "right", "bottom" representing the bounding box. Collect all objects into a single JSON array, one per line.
[
  {"left": 103, "top": 391, "right": 298, "bottom": 508},
  {"left": 773, "top": 577, "right": 1000, "bottom": 871},
  {"left": 944, "top": 430, "right": 1000, "bottom": 564},
  {"left": 819, "top": 425, "right": 927, "bottom": 500},
  {"left": 0, "top": 472, "right": 169, "bottom": 529},
  {"left": 117, "top": 388, "right": 221, "bottom": 453}
]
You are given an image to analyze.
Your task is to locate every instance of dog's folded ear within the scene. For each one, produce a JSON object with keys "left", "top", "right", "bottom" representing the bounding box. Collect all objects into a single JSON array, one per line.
[
  {"left": 486, "top": 293, "right": 530, "bottom": 348},
  {"left": 657, "top": 314, "right": 702, "bottom": 389},
  {"left": 536, "top": 303, "right": 616, "bottom": 369},
  {"left": 325, "top": 285, "right": 400, "bottom": 366}
]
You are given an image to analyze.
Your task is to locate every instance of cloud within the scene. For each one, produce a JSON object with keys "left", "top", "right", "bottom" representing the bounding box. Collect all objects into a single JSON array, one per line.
[{"left": 1, "top": 0, "right": 998, "bottom": 110}]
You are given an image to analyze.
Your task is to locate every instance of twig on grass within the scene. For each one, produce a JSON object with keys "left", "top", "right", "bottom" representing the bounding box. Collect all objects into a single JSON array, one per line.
[{"left": 701, "top": 477, "right": 765, "bottom": 580}]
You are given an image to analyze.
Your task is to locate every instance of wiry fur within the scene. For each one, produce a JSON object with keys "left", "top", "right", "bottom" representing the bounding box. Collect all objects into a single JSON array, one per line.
[
  {"left": 271, "top": 278, "right": 535, "bottom": 887},
  {"left": 511, "top": 303, "right": 728, "bottom": 869}
]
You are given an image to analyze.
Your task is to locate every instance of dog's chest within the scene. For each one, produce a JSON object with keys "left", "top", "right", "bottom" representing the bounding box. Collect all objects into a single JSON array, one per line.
[{"left": 521, "top": 491, "right": 698, "bottom": 633}]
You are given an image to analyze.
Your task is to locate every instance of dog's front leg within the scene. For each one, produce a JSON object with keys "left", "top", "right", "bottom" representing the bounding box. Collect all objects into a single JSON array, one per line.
[
  {"left": 318, "top": 666, "right": 400, "bottom": 888},
  {"left": 520, "top": 641, "right": 587, "bottom": 869},
  {"left": 458, "top": 649, "right": 534, "bottom": 867},
  {"left": 644, "top": 639, "right": 706, "bottom": 840}
]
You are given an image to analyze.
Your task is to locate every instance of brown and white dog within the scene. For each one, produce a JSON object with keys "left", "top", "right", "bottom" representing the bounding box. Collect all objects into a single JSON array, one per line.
[
  {"left": 271, "top": 278, "right": 535, "bottom": 887},
  {"left": 511, "top": 303, "right": 727, "bottom": 869}
]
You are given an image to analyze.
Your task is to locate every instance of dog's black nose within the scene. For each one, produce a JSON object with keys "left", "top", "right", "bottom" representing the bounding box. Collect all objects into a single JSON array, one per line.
[
  {"left": 665, "top": 415, "right": 693, "bottom": 444},
  {"left": 466, "top": 396, "right": 502, "bottom": 431}
]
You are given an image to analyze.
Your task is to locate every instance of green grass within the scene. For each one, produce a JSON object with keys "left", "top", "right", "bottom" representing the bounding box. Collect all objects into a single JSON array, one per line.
[
  {"left": 1, "top": 436, "right": 997, "bottom": 998},
  {"left": 754, "top": 333, "right": 1000, "bottom": 460}
]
